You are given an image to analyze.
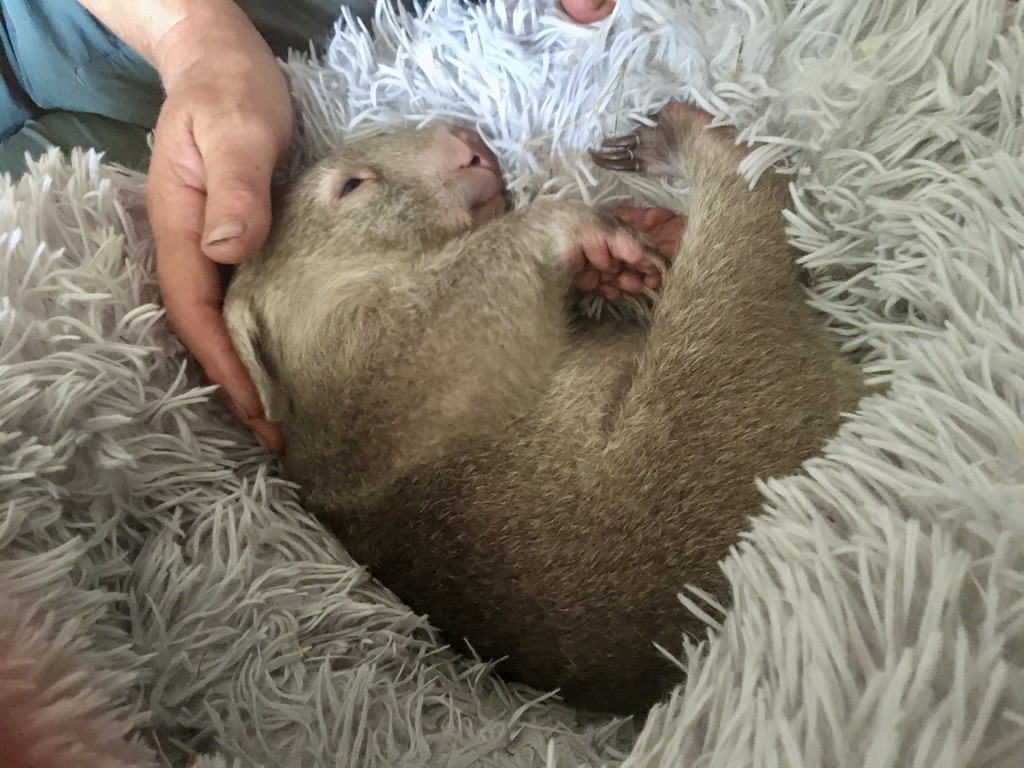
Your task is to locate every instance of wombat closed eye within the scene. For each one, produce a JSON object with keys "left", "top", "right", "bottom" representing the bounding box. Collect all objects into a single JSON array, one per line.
[{"left": 223, "top": 107, "right": 865, "bottom": 715}]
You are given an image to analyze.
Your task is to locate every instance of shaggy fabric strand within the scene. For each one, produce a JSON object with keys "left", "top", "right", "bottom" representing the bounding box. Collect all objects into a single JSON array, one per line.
[{"left": 2, "top": 0, "right": 1023, "bottom": 765}]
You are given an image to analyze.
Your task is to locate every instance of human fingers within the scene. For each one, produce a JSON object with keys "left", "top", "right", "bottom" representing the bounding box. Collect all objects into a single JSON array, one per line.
[
  {"left": 149, "top": 118, "right": 283, "bottom": 452},
  {"left": 157, "top": 243, "right": 284, "bottom": 452},
  {"left": 562, "top": 0, "right": 616, "bottom": 23}
]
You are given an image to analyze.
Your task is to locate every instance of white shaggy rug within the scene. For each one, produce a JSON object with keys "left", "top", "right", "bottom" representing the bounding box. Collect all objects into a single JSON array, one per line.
[{"left": 2, "top": 0, "right": 1024, "bottom": 765}]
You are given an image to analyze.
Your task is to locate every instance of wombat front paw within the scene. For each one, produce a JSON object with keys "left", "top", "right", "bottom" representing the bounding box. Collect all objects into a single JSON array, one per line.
[
  {"left": 591, "top": 101, "right": 743, "bottom": 179},
  {"left": 562, "top": 215, "right": 668, "bottom": 300}
]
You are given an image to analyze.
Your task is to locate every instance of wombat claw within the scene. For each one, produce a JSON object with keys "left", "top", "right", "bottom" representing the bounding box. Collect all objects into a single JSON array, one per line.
[{"left": 590, "top": 133, "right": 645, "bottom": 172}]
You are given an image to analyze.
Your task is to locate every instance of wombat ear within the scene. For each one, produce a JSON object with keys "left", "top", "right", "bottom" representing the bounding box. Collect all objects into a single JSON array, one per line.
[{"left": 224, "top": 298, "right": 286, "bottom": 423}]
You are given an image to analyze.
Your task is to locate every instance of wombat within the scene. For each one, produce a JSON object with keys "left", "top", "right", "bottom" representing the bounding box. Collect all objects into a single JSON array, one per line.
[{"left": 223, "top": 103, "right": 865, "bottom": 714}]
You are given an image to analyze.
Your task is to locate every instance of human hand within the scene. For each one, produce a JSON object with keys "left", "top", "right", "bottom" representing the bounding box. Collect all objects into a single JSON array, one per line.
[
  {"left": 562, "top": 0, "right": 616, "bottom": 23},
  {"left": 148, "top": 3, "right": 289, "bottom": 452}
]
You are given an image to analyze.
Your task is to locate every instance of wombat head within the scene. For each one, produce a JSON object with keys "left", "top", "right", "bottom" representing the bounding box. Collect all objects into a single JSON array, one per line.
[
  {"left": 224, "top": 124, "right": 509, "bottom": 425},
  {"left": 273, "top": 123, "right": 507, "bottom": 258}
]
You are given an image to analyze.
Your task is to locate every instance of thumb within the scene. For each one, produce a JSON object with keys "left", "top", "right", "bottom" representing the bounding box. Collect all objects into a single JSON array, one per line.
[{"left": 198, "top": 127, "right": 284, "bottom": 265}]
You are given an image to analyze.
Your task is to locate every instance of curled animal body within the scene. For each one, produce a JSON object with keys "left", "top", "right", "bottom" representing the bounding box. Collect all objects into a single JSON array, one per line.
[{"left": 224, "top": 104, "right": 865, "bottom": 714}]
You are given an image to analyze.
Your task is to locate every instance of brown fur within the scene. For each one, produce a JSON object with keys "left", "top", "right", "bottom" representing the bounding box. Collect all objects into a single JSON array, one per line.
[{"left": 224, "top": 106, "right": 865, "bottom": 714}]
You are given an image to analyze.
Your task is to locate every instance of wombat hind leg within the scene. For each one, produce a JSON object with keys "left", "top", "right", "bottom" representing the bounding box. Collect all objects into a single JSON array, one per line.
[{"left": 591, "top": 101, "right": 746, "bottom": 180}]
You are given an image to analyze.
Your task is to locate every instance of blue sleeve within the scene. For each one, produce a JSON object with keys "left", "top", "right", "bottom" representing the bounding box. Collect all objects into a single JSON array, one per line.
[
  {"left": 0, "top": 0, "right": 417, "bottom": 142},
  {"left": 1, "top": 0, "right": 162, "bottom": 129}
]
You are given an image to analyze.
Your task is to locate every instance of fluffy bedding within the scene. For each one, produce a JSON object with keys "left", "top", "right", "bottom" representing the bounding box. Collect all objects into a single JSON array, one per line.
[{"left": 2, "top": 0, "right": 1023, "bottom": 765}]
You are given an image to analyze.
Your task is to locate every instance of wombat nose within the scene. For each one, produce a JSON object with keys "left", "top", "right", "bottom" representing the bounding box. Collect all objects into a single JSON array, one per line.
[{"left": 447, "top": 126, "right": 500, "bottom": 174}]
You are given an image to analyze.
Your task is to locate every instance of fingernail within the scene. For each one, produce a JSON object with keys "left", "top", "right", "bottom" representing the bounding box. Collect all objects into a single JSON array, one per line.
[
  {"left": 255, "top": 431, "right": 271, "bottom": 452},
  {"left": 205, "top": 218, "right": 247, "bottom": 246}
]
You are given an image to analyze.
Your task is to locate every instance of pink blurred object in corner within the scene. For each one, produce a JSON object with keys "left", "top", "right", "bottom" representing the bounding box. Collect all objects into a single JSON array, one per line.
[{"left": 0, "top": 593, "right": 157, "bottom": 768}]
